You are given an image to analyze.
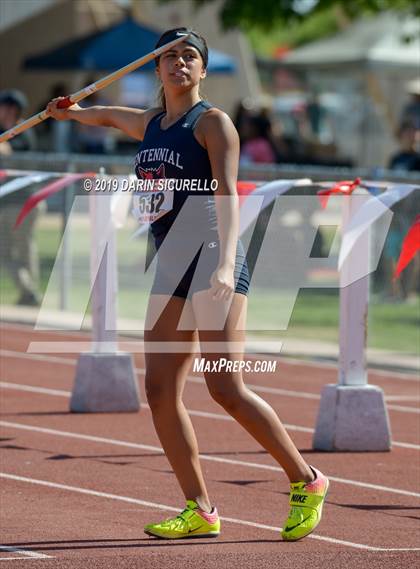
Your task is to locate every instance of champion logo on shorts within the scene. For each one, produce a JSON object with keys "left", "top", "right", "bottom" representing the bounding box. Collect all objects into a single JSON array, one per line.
[{"left": 208, "top": 242, "right": 218, "bottom": 248}]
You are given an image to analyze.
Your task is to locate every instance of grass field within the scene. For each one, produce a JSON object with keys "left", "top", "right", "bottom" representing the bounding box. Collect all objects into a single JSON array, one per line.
[
  {"left": 248, "top": 289, "right": 419, "bottom": 352},
  {"left": 1, "top": 217, "right": 418, "bottom": 354}
]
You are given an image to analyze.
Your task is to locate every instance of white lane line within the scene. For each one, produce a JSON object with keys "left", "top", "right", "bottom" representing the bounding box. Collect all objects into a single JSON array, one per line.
[
  {"left": 2, "top": 349, "right": 419, "bottom": 413},
  {"left": 385, "top": 396, "right": 420, "bottom": 402},
  {"left": 391, "top": 441, "right": 420, "bottom": 450},
  {"left": 1, "top": 381, "right": 419, "bottom": 451},
  {"left": 2, "top": 420, "right": 420, "bottom": 499},
  {"left": 0, "top": 351, "right": 317, "bottom": 399},
  {"left": 1, "top": 472, "right": 419, "bottom": 552},
  {"left": 1, "top": 381, "right": 419, "bottom": 450},
  {"left": 0, "top": 382, "right": 71, "bottom": 397},
  {"left": 1, "top": 347, "right": 418, "bottom": 382},
  {"left": 385, "top": 404, "right": 420, "bottom": 414},
  {"left": 0, "top": 545, "right": 51, "bottom": 559},
  {"left": 277, "top": 355, "right": 420, "bottom": 381},
  {"left": 2, "top": 350, "right": 319, "bottom": 400},
  {"left": 189, "top": 375, "right": 420, "bottom": 410},
  {"left": 0, "top": 350, "right": 76, "bottom": 366},
  {"left": 0, "top": 323, "right": 91, "bottom": 340},
  {"left": 22, "top": 341, "right": 420, "bottom": 382}
]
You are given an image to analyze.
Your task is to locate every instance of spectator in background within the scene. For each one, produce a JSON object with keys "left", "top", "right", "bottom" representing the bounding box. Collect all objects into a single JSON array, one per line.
[
  {"left": 234, "top": 99, "right": 300, "bottom": 165},
  {"left": 233, "top": 98, "right": 255, "bottom": 144},
  {"left": 0, "top": 90, "right": 35, "bottom": 153},
  {"left": 257, "top": 103, "right": 290, "bottom": 161},
  {"left": 401, "top": 78, "right": 420, "bottom": 131},
  {"left": 239, "top": 113, "right": 277, "bottom": 165},
  {"left": 0, "top": 89, "right": 41, "bottom": 306},
  {"left": 388, "top": 122, "right": 420, "bottom": 172},
  {"left": 306, "top": 92, "right": 326, "bottom": 140}
]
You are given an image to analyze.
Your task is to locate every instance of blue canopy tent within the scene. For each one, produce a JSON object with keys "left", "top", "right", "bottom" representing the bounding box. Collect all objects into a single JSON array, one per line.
[{"left": 24, "top": 17, "right": 236, "bottom": 74}]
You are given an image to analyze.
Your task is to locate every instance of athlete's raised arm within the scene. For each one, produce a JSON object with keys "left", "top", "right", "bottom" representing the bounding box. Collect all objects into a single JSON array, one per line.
[{"left": 46, "top": 97, "right": 161, "bottom": 141}]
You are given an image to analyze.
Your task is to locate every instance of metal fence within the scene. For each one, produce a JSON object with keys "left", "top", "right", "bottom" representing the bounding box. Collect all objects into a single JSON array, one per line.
[{"left": 0, "top": 151, "right": 418, "bottom": 363}]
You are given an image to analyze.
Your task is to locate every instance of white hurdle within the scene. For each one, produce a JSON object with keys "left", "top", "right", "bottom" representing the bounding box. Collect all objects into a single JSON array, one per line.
[
  {"left": 70, "top": 169, "right": 139, "bottom": 413},
  {"left": 313, "top": 191, "right": 392, "bottom": 451}
]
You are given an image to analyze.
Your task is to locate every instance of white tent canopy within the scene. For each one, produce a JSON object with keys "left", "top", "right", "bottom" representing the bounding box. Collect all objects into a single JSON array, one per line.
[{"left": 282, "top": 12, "right": 420, "bottom": 69}]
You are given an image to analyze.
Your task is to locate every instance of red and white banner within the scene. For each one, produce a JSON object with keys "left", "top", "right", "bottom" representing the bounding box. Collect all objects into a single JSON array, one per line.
[
  {"left": 317, "top": 178, "right": 361, "bottom": 208},
  {"left": 0, "top": 172, "right": 53, "bottom": 199},
  {"left": 0, "top": 170, "right": 417, "bottom": 272},
  {"left": 394, "top": 214, "right": 420, "bottom": 279},
  {"left": 14, "top": 172, "right": 95, "bottom": 227}
]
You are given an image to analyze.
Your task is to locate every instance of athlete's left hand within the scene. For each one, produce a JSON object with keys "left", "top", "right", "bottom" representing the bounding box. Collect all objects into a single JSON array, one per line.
[{"left": 209, "top": 264, "right": 235, "bottom": 301}]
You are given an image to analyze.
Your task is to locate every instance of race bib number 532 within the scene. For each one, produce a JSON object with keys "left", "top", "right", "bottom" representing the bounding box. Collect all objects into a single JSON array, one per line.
[{"left": 132, "top": 180, "right": 174, "bottom": 223}]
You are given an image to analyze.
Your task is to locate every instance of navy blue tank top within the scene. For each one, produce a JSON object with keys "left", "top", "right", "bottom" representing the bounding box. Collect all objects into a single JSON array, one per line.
[{"left": 134, "top": 100, "right": 218, "bottom": 238}]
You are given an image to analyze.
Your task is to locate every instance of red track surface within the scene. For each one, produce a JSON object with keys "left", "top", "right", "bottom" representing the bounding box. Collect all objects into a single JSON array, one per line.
[{"left": 1, "top": 322, "right": 419, "bottom": 568}]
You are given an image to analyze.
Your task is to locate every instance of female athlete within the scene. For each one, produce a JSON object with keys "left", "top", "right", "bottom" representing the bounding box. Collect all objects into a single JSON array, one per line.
[{"left": 47, "top": 27, "right": 329, "bottom": 542}]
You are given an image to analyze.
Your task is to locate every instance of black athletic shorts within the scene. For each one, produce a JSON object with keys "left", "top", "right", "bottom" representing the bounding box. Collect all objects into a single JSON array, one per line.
[{"left": 150, "top": 233, "right": 250, "bottom": 299}]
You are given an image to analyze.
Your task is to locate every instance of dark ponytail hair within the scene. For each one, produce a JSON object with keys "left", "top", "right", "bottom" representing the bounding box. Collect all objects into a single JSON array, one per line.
[{"left": 157, "top": 83, "right": 166, "bottom": 111}]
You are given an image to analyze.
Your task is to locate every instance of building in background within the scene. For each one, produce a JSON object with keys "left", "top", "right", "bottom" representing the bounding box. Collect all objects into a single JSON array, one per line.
[{"left": 0, "top": 0, "right": 261, "bottom": 130}]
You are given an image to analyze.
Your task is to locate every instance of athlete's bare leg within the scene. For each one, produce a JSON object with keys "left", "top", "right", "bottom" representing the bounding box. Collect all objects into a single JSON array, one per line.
[
  {"left": 192, "top": 291, "right": 314, "bottom": 483},
  {"left": 144, "top": 294, "right": 212, "bottom": 512}
]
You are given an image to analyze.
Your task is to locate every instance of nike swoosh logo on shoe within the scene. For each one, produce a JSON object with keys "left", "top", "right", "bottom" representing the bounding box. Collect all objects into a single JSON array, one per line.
[
  {"left": 283, "top": 515, "right": 312, "bottom": 532},
  {"left": 188, "top": 525, "right": 204, "bottom": 533}
]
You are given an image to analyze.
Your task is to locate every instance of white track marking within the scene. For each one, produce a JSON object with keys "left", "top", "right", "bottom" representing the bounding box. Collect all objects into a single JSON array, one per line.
[
  {"left": 0, "top": 382, "right": 71, "bottom": 397},
  {"left": 188, "top": 375, "right": 420, "bottom": 410},
  {"left": 0, "top": 350, "right": 76, "bottom": 366},
  {"left": 1, "top": 341, "right": 418, "bottom": 382},
  {"left": 1, "top": 379, "right": 419, "bottom": 451},
  {"left": 385, "top": 404, "right": 420, "bottom": 414},
  {"left": 0, "top": 545, "right": 51, "bottom": 559},
  {"left": 194, "top": 376, "right": 321, "bottom": 399},
  {"left": 2, "top": 419, "right": 419, "bottom": 498},
  {"left": 0, "top": 322, "right": 91, "bottom": 340},
  {"left": 385, "top": 395, "right": 420, "bottom": 402},
  {"left": 1, "top": 381, "right": 418, "bottom": 450},
  {"left": 391, "top": 441, "right": 420, "bottom": 450},
  {"left": 1, "top": 473, "right": 419, "bottom": 552},
  {"left": 274, "top": 355, "right": 419, "bottom": 381},
  {"left": 24, "top": 340, "right": 420, "bottom": 384},
  {"left": 1, "top": 349, "right": 419, "bottom": 413}
]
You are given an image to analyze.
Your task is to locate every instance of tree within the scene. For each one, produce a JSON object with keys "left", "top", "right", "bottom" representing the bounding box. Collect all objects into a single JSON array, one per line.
[{"left": 160, "top": 0, "right": 419, "bottom": 30}]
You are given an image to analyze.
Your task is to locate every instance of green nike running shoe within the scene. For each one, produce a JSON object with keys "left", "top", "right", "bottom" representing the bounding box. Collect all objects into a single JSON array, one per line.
[
  {"left": 144, "top": 500, "right": 220, "bottom": 539},
  {"left": 281, "top": 466, "right": 329, "bottom": 541}
]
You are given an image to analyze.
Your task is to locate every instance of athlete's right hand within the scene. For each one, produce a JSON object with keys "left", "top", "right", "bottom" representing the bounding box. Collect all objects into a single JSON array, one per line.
[{"left": 46, "top": 97, "right": 81, "bottom": 120}]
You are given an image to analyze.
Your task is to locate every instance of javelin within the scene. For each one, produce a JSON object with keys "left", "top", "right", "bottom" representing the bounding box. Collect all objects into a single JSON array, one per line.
[{"left": 0, "top": 34, "right": 190, "bottom": 144}]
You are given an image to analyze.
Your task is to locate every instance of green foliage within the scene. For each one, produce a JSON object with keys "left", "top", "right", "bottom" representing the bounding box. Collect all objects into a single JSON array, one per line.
[
  {"left": 246, "top": 6, "right": 340, "bottom": 56},
  {"left": 159, "top": 0, "right": 419, "bottom": 30}
]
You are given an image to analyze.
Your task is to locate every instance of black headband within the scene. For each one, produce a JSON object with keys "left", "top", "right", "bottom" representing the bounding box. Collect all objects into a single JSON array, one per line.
[{"left": 155, "top": 30, "right": 208, "bottom": 68}]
